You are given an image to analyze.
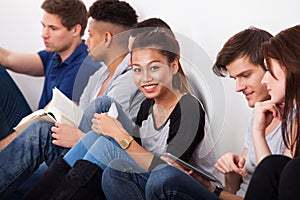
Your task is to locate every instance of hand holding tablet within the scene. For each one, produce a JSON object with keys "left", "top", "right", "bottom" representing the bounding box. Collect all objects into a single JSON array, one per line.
[{"left": 161, "top": 152, "right": 218, "bottom": 182}]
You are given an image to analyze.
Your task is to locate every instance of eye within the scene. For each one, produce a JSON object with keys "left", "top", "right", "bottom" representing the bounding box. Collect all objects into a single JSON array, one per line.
[
  {"left": 49, "top": 26, "right": 58, "bottom": 31},
  {"left": 242, "top": 73, "right": 250, "bottom": 78},
  {"left": 133, "top": 67, "right": 141, "bottom": 73},
  {"left": 150, "top": 65, "right": 160, "bottom": 71}
]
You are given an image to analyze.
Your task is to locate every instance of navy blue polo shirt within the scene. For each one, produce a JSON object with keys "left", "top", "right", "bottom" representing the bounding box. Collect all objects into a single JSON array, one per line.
[{"left": 37, "top": 40, "right": 88, "bottom": 109}]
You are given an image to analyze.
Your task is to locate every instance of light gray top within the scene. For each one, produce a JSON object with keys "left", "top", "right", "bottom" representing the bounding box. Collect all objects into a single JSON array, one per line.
[
  {"left": 236, "top": 113, "right": 286, "bottom": 197},
  {"left": 79, "top": 54, "right": 144, "bottom": 122}
]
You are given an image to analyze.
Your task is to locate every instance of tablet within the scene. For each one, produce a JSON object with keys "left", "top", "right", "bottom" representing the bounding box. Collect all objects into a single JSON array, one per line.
[{"left": 161, "top": 152, "right": 217, "bottom": 182}]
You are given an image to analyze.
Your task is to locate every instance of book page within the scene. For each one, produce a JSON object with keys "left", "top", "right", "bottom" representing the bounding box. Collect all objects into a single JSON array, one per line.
[
  {"left": 14, "top": 109, "right": 56, "bottom": 132},
  {"left": 46, "top": 88, "right": 83, "bottom": 127},
  {"left": 14, "top": 88, "right": 83, "bottom": 132}
]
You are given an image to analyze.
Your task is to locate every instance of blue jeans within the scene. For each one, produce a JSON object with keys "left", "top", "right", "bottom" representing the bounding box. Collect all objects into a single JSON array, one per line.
[
  {"left": 0, "top": 96, "right": 122, "bottom": 199},
  {"left": 0, "top": 66, "right": 31, "bottom": 140},
  {"left": 63, "top": 97, "right": 134, "bottom": 169},
  {"left": 0, "top": 120, "right": 68, "bottom": 199},
  {"left": 102, "top": 159, "right": 220, "bottom": 200}
]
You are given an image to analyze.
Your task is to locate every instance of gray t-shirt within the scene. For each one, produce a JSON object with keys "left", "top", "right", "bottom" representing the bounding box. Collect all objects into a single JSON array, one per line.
[
  {"left": 138, "top": 94, "right": 221, "bottom": 185},
  {"left": 79, "top": 54, "right": 144, "bottom": 122},
  {"left": 236, "top": 114, "right": 286, "bottom": 197}
]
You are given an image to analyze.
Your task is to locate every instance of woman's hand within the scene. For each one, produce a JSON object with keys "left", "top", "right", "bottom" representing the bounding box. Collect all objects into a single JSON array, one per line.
[
  {"left": 252, "top": 100, "right": 283, "bottom": 133},
  {"left": 91, "top": 113, "right": 127, "bottom": 138},
  {"left": 252, "top": 100, "right": 284, "bottom": 163}
]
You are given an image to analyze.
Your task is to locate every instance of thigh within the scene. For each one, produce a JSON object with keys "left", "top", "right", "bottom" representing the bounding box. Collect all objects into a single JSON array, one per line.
[
  {"left": 245, "top": 155, "right": 291, "bottom": 200},
  {"left": 83, "top": 135, "right": 135, "bottom": 170},
  {"left": 278, "top": 156, "right": 300, "bottom": 200},
  {"left": 63, "top": 131, "right": 101, "bottom": 167},
  {"left": 0, "top": 66, "right": 31, "bottom": 139},
  {"left": 146, "top": 165, "right": 219, "bottom": 200},
  {"left": 102, "top": 159, "right": 149, "bottom": 200}
]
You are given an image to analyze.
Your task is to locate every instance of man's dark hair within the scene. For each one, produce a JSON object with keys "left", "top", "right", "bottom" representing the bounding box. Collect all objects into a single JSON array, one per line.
[
  {"left": 88, "top": 0, "right": 138, "bottom": 28},
  {"left": 131, "top": 18, "right": 175, "bottom": 38},
  {"left": 213, "top": 27, "right": 273, "bottom": 77},
  {"left": 41, "top": 0, "right": 87, "bottom": 36}
]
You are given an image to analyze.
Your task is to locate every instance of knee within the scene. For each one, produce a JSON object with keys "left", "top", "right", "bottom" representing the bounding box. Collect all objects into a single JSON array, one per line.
[
  {"left": 24, "top": 120, "right": 53, "bottom": 138},
  {"left": 103, "top": 159, "right": 125, "bottom": 177},
  {"left": 92, "top": 96, "right": 113, "bottom": 113},
  {"left": 147, "top": 165, "right": 180, "bottom": 192},
  {"left": 102, "top": 159, "right": 133, "bottom": 185},
  {"left": 257, "top": 155, "right": 290, "bottom": 173},
  {"left": 281, "top": 157, "right": 300, "bottom": 181},
  {"left": 252, "top": 155, "right": 291, "bottom": 182}
]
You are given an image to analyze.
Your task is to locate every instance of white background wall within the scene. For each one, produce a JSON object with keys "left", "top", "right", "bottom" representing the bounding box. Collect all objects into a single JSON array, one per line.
[{"left": 1, "top": 0, "right": 299, "bottom": 173}]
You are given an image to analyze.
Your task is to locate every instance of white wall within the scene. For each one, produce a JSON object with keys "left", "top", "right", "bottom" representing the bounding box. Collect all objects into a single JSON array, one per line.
[{"left": 1, "top": 0, "right": 299, "bottom": 168}]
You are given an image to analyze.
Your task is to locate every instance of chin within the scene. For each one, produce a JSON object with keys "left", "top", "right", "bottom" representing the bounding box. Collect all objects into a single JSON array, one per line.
[
  {"left": 248, "top": 101, "right": 255, "bottom": 108},
  {"left": 45, "top": 47, "right": 55, "bottom": 52}
]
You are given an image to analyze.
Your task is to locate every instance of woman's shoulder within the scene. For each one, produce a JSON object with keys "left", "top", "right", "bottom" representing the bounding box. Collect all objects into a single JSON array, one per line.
[
  {"left": 179, "top": 94, "right": 203, "bottom": 108},
  {"left": 172, "top": 94, "right": 205, "bottom": 119}
]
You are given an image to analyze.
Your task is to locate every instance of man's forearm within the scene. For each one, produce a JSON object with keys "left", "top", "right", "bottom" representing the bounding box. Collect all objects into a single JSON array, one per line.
[{"left": 224, "top": 173, "right": 242, "bottom": 194}]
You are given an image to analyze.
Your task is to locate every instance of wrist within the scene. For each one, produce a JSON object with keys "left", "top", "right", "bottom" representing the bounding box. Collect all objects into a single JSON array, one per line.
[
  {"left": 213, "top": 185, "right": 223, "bottom": 197},
  {"left": 208, "top": 185, "right": 215, "bottom": 193},
  {"left": 114, "top": 131, "right": 131, "bottom": 143}
]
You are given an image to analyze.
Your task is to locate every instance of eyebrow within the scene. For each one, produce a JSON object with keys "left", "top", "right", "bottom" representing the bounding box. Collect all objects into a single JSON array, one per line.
[
  {"left": 132, "top": 60, "right": 161, "bottom": 67},
  {"left": 229, "top": 69, "right": 253, "bottom": 79},
  {"left": 41, "top": 21, "right": 60, "bottom": 29}
]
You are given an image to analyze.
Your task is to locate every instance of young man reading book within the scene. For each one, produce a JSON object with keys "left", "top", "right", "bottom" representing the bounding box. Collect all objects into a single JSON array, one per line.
[
  {"left": 0, "top": 1, "right": 144, "bottom": 199},
  {"left": 0, "top": 0, "right": 89, "bottom": 147}
]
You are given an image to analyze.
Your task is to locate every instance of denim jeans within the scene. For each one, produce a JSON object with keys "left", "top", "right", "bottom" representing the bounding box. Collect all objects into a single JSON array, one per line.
[
  {"left": 0, "top": 66, "right": 32, "bottom": 140},
  {"left": 0, "top": 96, "right": 124, "bottom": 199},
  {"left": 102, "top": 159, "right": 150, "bottom": 200},
  {"left": 102, "top": 159, "right": 220, "bottom": 200},
  {"left": 0, "top": 120, "right": 68, "bottom": 199},
  {"left": 64, "top": 96, "right": 134, "bottom": 169}
]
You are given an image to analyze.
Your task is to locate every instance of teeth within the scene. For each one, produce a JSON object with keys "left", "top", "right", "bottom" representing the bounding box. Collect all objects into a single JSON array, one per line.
[{"left": 144, "top": 85, "right": 155, "bottom": 89}]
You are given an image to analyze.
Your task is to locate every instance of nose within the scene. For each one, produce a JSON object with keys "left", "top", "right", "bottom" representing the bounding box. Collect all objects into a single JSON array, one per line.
[
  {"left": 261, "top": 71, "right": 270, "bottom": 85},
  {"left": 142, "top": 69, "right": 152, "bottom": 82},
  {"left": 41, "top": 27, "right": 49, "bottom": 38},
  {"left": 235, "top": 79, "right": 246, "bottom": 92}
]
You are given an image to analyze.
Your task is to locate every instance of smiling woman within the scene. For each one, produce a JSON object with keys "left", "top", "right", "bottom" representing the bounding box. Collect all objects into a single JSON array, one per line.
[{"left": 244, "top": 24, "right": 300, "bottom": 200}]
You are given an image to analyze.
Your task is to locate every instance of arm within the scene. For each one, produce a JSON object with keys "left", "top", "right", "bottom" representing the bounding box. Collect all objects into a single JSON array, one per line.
[
  {"left": 188, "top": 168, "right": 244, "bottom": 200},
  {"left": 251, "top": 101, "right": 283, "bottom": 163},
  {"left": 0, "top": 47, "right": 44, "bottom": 76},
  {"left": 215, "top": 148, "right": 247, "bottom": 194},
  {"left": 224, "top": 173, "right": 243, "bottom": 194},
  {"left": 165, "top": 95, "right": 204, "bottom": 162},
  {"left": 217, "top": 189, "right": 244, "bottom": 200},
  {"left": 92, "top": 112, "right": 154, "bottom": 170}
]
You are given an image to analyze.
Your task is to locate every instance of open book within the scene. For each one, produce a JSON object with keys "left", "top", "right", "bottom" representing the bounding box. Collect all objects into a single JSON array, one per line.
[{"left": 14, "top": 87, "right": 83, "bottom": 132}]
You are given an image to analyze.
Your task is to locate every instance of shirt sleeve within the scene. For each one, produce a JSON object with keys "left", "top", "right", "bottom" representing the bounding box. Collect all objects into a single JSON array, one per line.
[{"left": 149, "top": 95, "right": 205, "bottom": 170}]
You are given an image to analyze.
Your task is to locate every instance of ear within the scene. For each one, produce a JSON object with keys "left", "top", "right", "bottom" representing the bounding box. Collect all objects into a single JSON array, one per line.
[
  {"left": 104, "top": 32, "right": 113, "bottom": 47},
  {"left": 170, "top": 58, "right": 179, "bottom": 75},
  {"left": 71, "top": 24, "right": 82, "bottom": 36}
]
